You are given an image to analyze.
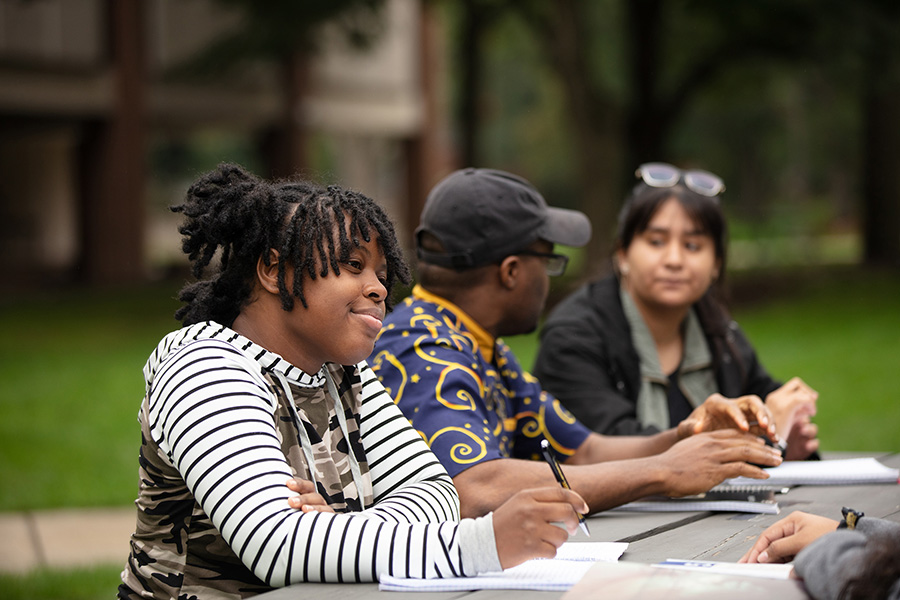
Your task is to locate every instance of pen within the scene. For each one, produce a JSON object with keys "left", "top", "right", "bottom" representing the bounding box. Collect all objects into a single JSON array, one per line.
[
  {"left": 540, "top": 439, "right": 590, "bottom": 537},
  {"left": 747, "top": 420, "right": 788, "bottom": 455}
]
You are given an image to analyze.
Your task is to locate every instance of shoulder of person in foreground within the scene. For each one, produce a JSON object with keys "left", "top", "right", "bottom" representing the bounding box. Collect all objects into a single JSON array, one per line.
[{"left": 794, "top": 517, "right": 900, "bottom": 600}]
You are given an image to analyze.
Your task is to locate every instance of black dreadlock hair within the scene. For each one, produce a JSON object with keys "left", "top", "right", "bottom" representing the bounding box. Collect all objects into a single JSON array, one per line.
[{"left": 171, "top": 163, "right": 410, "bottom": 326}]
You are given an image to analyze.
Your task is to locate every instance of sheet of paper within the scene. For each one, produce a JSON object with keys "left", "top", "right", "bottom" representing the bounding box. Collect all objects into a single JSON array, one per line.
[
  {"left": 377, "top": 542, "right": 627, "bottom": 592},
  {"left": 726, "top": 457, "right": 899, "bottom": 486},
  {"left": 655, "top": 559, "right": 794, "bottom": 580},
  {"left": 562, "top": 561, "right": 808, "bottom": 600},
  {"left": 553, "top": 541, "right": 629, "bottom": 561},
  {"left": 610, "top": 499, "right": 779, "bottom": 514}
]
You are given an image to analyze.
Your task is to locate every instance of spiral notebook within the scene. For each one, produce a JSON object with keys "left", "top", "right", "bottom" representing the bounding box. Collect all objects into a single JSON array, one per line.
[{"left": 610, "top": 485, "right": 783, "bottom": 514}]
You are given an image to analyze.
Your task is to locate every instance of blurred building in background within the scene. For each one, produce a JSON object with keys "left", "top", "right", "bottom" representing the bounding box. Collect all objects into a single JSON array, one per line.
[{"left": 0, "top": 0, "right": 452, "bottom": 288}]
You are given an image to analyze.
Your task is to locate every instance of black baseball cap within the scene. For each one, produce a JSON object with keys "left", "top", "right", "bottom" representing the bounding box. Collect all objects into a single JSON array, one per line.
[{"left": 415, "top": 168, "right": 592, "bottom": 269}]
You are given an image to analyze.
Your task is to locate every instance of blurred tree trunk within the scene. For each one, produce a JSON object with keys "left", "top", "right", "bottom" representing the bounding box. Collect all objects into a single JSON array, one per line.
[
  {"left": 260, "top": 52, "right": 310, "bottom": 179},
  {"left": 203, "top": 0, "right": 388, "bottom": 179},
  {"left": 521, "top": 0, "right": 623, "bottom": 270},
  {"left": 79, "top": 0, "right": 146, "bottom": 284},
  {"left": 481, "top": 0, "right": 890, "bottom": 272},
  {"left": 458, "top": 0, "right": 485, "bottom": 167},
  {"left": 861, "top": 53, "right": 900, "bottom": 267},
  {"left": 625, "top": 0, "right": 666, "bottom": 170},
  {"left": 405, "top": 0, "right": 451, "bottom": 246}
]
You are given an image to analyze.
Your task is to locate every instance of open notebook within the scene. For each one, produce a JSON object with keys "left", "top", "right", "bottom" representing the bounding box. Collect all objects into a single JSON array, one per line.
[
  {"left": 726, "top": 457, "right": 899, "bottom": 487},
  {"left": 378, "top": 541, "right": 628, "bottom": 592}
]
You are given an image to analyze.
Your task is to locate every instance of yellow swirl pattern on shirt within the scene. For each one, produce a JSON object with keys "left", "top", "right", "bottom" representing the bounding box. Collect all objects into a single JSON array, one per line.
[
  {"left": 409, "top": 313, "right": 446, "bottom": 340},
  {"left": 427, "top": 426, "right": 488, "bottom": 464},
  {"left": 539, "top": 404, "right": 576, "bottom": 457},
  {"left": 412, "top": 334, "right": 484, "bottom": 412},
  {"left": 368, "top": 349, "right": 407, "bottom": 404},
  {"left": 517, "top": 410, "right": 542, "bottom": 438},
  {"left": 550, "top": 396, "right": 578, "bottom": 424}
]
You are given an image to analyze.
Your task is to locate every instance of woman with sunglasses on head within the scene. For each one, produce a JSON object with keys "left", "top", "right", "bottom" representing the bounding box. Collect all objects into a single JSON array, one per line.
[
  {"left": 533, "top": 163, "right": 819, "bottom": 460},
  {"left": 118, "top": 164, "right": 589, "bottom": 599}
]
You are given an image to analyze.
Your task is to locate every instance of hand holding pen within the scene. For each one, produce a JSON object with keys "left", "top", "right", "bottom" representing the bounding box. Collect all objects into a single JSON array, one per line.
[
  {"left": 540, "top": 439, "right": 590, "bottom": 537},
  {"left": 491, "top": 486, "right": 592, "bottom": 569},
  {"left": 747, "top": 420, "right": 788, "bottom": 455}
]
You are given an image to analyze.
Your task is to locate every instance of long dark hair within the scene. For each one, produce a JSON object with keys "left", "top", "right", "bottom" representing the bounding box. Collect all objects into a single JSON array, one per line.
[{"left": 171, "top": 163, "right": 410, "bottom": 326}]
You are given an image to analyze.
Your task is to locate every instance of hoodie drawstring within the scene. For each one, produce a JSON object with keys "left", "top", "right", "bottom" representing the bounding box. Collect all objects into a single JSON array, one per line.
[
  {"left": 325, "top": 371, "right": 366, "bottom": 501},
  {"left": 276, "top": 369, "right": 365, "bottom": 506}
]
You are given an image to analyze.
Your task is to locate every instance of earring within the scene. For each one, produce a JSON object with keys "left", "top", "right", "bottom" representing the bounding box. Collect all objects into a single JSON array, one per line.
[{"left": 620, "top": 263, "right": 630, "bottom": 276}]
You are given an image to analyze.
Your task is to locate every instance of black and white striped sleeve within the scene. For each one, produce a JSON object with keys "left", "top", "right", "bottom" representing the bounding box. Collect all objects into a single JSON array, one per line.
[{"left": 147, "top": 340, "right": 498, "bottom": 586}]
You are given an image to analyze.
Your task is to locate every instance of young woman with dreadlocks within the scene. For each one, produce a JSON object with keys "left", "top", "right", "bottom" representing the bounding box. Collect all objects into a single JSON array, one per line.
[{"left": 119, "top": 164, "right": 588, "bottom": 599}]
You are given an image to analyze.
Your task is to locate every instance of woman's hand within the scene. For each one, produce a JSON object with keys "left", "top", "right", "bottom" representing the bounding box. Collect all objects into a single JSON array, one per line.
[
  {"left": 285, "top": 477, "right": 335, "bottom": 513},
  {"left": 739, "top": 511, "right": 838, "bottom": 564},
  {"left": 492, "top": 487, "right": 589, "bottom": 570},
  {"left": 766, "top": 377, "right": 819, "bottom": 459},
  {"left": 677, "top": 393, "right": 777, "bottom": 443},
  {"left": 783, "top": 415, "right": 819, "bottom": 460}
]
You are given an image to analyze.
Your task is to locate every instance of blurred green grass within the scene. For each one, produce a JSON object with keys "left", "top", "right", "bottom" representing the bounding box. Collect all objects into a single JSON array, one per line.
[
  {"left": 1, "top": 268, "right": 898, "bottom": 514},
  {"left": 0, "top": 565, "right": 123, "bottom": 600},
  {"left": 728, "top": 269, "right": 900, "bottom": 453},
  {"left": 0, "top": 282, "right": 182, "bottom": 511}
]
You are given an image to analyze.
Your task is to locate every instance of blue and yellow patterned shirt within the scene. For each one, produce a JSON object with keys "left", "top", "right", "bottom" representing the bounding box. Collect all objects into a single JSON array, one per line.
[{"left": 369, "top": 285, "right": 591, "bottom": 478}]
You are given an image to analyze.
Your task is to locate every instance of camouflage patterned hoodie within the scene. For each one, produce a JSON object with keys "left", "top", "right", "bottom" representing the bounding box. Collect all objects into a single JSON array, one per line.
[{"left": 119, "top": 322, "right": 498, "bottom": 600}]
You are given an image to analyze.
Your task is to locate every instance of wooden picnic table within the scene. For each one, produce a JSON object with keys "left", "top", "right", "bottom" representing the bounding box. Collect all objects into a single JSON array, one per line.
[{"left": 256, "top": 452, "right": 900, "bottom": 600}]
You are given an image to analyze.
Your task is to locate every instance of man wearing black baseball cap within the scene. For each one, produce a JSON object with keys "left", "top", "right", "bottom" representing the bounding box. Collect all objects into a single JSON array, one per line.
[
  {"left": 415, "top": 168, "right": 591, "bottom": 270},
  {"left": 370, "top": 168, "right": 782, "bottom": 518}
]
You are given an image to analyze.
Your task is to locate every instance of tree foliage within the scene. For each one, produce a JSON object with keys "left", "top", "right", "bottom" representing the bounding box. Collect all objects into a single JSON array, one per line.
[
  {"left": 171, "top": 0, "right": 387, "bottom": 77},
  {"left": 449, "top": 0, "right": 900, "bottom": 267}
]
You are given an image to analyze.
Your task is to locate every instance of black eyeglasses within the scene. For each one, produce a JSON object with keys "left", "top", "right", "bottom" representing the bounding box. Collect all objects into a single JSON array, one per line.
[
  {"left": 635, "top": 162, "right": 725, "bottom": 198},
  {"left": 516, "top": 250, "right": 569, "bottom": 277}
]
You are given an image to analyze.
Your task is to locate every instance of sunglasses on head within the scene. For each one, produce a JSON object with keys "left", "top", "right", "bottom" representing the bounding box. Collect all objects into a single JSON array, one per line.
[{"left": 635, "top": 162, "right": 725, "bottom": 198}]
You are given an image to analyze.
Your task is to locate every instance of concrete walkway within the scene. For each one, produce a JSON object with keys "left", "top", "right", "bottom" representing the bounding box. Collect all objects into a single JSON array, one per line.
[{"left": 0, "top": 507, "right": 134, "bottom": 573}]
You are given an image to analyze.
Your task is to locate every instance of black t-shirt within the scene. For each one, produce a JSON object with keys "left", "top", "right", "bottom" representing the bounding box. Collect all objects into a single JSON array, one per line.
[{"left": 666, "top": 372, "right": 694, "bottom": 428}]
